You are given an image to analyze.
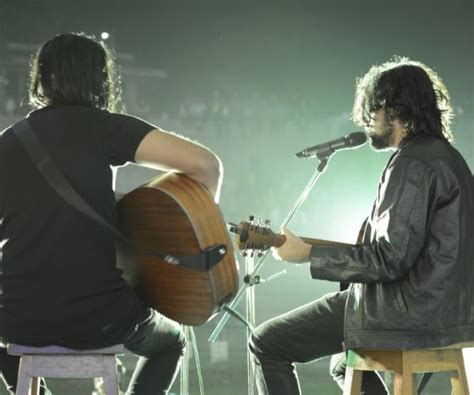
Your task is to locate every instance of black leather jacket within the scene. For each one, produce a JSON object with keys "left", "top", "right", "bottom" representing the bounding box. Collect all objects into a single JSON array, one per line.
[{"left": 310, "top": 135, "right": 474, "bottom": 349}]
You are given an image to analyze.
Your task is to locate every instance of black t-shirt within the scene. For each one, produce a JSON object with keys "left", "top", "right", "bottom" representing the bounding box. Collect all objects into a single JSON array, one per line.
[{"left": 0, "top": 105, "right": 154, "bottom": 347}]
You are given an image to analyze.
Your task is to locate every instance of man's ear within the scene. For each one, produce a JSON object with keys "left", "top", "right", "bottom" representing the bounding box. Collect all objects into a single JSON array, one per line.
[{"left": 391, "top": 118, "right": 407, "bottom": 134}]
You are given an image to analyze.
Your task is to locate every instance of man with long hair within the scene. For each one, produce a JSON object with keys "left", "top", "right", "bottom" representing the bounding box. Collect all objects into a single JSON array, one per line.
[
  {"left": 0, "top": 33, "right": 223, "bottom": 394},
  {"left": 249, "top": 57, "right": 474, "bottom": 394}
]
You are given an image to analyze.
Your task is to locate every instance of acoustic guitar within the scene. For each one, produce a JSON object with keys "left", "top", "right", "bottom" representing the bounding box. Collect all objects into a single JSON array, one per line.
[{"left": 116, "top": 173, "right": 239, "bottom": 326}]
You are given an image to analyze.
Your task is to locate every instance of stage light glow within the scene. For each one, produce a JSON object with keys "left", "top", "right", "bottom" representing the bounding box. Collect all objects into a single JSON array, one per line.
[{"left": 101, "top": 32, "right": 110, "bottom": 40}]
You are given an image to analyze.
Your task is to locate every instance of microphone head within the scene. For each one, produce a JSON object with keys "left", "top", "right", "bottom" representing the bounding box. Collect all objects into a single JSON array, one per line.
[
  {"left": 294, "top": 131, "right": 367, "bottom": 159},
  {"left": 346, "top": 131, "right": 368, "bottom": 147},
  {"left": 295, "top": 151, "right": 306, "bottom": 158}
]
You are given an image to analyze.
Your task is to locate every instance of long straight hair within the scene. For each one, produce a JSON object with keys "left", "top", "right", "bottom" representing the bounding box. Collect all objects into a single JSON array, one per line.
[{"left": 29, "top": 33, "right": 119, "bottom": 111}]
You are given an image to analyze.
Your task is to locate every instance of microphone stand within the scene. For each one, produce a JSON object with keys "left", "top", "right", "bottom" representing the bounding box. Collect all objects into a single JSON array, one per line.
[
  {"left": 180, "top": 325, "right": 205, "bottom": 395},
  {"left": 245, "top": 254, "right": 257, "bottom": 395},
  {"left": 209, "top": 157, "right": 330, "bottom": 348}
]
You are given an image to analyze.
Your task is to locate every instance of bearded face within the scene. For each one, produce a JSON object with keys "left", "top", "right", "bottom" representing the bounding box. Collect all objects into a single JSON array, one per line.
[{"left": 366, "top": 109, "right": 396, "bottom": 151}]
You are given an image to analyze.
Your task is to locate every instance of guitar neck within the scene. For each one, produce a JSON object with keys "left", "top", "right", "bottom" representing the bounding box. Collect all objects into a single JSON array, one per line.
[
  {"left": 231, "top": 220, "right": 357, "bottom": 251},
  {"left": 294, "top": 236, "right": 353, "bottom": 248}
]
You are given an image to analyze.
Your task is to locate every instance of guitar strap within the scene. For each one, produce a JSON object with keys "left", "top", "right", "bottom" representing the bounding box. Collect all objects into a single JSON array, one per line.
[{"left": 12, "top": 118, "right": 227, "bottom": 272}]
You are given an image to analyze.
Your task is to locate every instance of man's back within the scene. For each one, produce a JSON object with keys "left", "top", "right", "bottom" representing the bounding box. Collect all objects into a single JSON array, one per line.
[{"left": 0, "top": 105, "right": 152, "bottom": 347}]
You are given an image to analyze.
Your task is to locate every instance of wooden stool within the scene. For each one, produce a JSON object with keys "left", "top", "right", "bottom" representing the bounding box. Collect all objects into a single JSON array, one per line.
[
  {"left": 343, "top": 341, "right": 474, "bottom": 395},
  {"left": 7, "top": 343, "right": 124, "bottom": 395}
]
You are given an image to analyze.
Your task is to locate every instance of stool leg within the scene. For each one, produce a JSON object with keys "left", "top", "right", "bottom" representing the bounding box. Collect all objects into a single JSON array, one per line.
[
  {"left": 393, "top": 372, "right": 416, "bottom": 395},
  {"left": 450, "top": 375, "right": 463, "bottom": 395},
  {"left": 402, "top": 372, "right": 416, "bottom": 395},
  {"left": 31, "top": 377, "right": 40, "bottom": 395},
  {"left": 454, "top": 350, "right": 469, "bottom": 395},
  {"left": 101, "top": 356, "right": 120, "bottom": 395},
  {"left": 398, "top": 354, "right": 416, "bottom": 395},
  {"left": 393, "top": 373, "right": 403, "bottom": 395},
  {"left": 343, "top": 367, "right": 363, "bottom": 395},
  {"left": 16, "top": 376, "right": 31, "bottom": 395},
  {"left": 16, "top": 356, "right": 33, "bottom": 395}
]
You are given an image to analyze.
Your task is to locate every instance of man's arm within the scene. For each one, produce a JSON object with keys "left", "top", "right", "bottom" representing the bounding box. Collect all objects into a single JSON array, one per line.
[
  {"left": 274, "top": 155, "right": 435, "bottom": 284},
  {"left": 311, "top": 155, "right": 435, "bottom": 283},
  {"left": 135, "top": 128, "right": 223, "bottom": 202}
]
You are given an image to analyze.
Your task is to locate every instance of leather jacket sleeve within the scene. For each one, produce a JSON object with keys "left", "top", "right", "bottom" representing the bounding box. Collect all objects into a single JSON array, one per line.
[{"left": 310, "top": 153, "right": 435, "bottom": 284}]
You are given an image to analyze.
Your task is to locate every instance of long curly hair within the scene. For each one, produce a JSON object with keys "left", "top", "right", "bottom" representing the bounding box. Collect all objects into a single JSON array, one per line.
[
  {"left": 352, "top": 56, "right": 454, "bottom": 143},
  {"left": 29, "top": 32, "right": 120, "bottom": 111}
]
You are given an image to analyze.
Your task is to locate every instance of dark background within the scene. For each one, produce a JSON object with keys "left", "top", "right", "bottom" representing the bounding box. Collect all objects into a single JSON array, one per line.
[{"left": 0, "top": 0, "right": 472, "bottom": 393}]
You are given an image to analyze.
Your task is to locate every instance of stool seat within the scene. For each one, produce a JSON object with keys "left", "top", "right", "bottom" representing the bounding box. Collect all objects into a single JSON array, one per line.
[
  {"left": 8, "top": 343, "right": 124, "bottom": 355},
  {"left": 8, "top": 343, "right": 124, "bottom": 395},
  {"left": 344, "top": 341, "right": 474, "bottom": 395}
]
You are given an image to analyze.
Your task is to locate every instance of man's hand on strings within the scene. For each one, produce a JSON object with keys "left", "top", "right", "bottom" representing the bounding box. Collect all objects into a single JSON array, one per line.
[{"left": 271, "top": 228, "right": 312, "bottom": 264}]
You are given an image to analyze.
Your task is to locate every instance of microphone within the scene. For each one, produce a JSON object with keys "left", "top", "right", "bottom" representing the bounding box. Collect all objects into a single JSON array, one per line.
[{"left": 295, "top": 131, "right": 367, "bottom": 159}]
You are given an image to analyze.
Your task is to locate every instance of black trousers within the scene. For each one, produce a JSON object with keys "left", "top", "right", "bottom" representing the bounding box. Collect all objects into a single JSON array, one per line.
[{"left": 249, "top": 290, "right": 388, "bottom": 394}]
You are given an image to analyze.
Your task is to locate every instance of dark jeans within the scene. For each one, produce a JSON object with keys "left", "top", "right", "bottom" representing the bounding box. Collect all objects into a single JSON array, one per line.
[
  {"left": 123, "top": 308, "right": 186, "bottom": 395},
  {"left": 0, "top": 308, "right": 185, "bottom": 395},
  {"left": 249, "top": 290, "right": 388, "bottom": 395}
]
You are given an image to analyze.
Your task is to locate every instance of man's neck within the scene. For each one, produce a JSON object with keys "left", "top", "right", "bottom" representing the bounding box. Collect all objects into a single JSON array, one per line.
[{"left": 391, "top": 120, "right": 408, "bottom": 148}]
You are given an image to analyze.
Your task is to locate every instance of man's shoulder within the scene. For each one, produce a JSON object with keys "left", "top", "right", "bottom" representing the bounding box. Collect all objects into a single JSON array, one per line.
[
  {"left": 0, "top": 124, "right": 16, "bottom": 146},
  {"left": 397, "top": 135, "right": 471, "bottom": 188},
  {"left": 398, "top": 135, "right": 456, "bottom": 167}
]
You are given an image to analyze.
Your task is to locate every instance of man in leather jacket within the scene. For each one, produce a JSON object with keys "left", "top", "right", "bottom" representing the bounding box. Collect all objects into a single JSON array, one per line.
[{"left": 249, "top": 57, "right": 474, "bottom": 394}]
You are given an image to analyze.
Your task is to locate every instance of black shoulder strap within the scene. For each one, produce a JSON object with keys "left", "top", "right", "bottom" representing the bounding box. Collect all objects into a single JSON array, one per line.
[
  {"left": 12, "top": 119, "right": 129, "bottom": 245},
  {"left": 12, "top": 119, "right": 226, "bottom": 271}
]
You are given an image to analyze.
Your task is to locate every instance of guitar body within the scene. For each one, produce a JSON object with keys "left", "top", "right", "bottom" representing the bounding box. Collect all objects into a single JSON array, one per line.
[{"left": 116, "top": 173, "right": 239, "bottom": 325}]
